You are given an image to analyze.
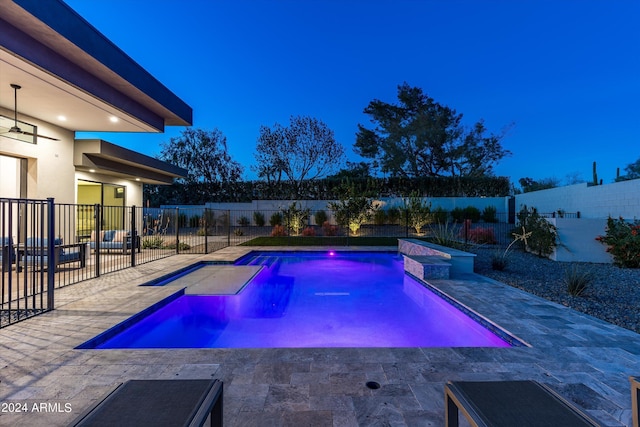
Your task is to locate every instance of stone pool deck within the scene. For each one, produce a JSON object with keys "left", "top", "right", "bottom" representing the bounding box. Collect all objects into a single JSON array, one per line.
[{"left": 0, "top": 246, "right": 638, "bottom": 426}]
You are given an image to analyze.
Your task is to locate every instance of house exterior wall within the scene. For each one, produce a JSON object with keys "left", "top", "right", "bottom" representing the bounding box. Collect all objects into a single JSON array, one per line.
[
  {"left": 1, "top": 106, "right": 75, "bottom": 203},
  {"left": 1, "top": 107, "right": 144, "bottom": 206}
]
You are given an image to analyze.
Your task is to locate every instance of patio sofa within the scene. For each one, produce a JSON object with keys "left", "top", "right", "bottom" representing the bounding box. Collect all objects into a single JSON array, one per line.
[
  {"left": 90, "top": 230, "right": 140, "bottom": 254},
  {"left": 18, "top": 237, "right": 86, "bottom": 271},
  {"left": 1, "top": 237, "right": 16, "bottom": 270}
]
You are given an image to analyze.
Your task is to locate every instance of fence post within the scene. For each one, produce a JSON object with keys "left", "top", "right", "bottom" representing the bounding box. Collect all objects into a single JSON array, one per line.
[
  {"left": 204, "top": 208, "right": 208, "bottom": 254},
  {"left": 46, "top": 198, "right": 55, "bottom": 310},
  {"left": 130, "top": 206, "right": 136, "bottom": 267},
  {"left": 227, "top": 210, "right": 231, "bottom": 247},
  {"left": 175, "top": 207, "right": 180, "bottom": 254},
  {"left": 94, "top": 203, "right": 101, "bottom": 277}
]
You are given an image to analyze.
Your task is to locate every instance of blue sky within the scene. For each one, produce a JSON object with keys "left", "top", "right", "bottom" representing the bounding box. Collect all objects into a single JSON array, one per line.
[{"left": 67, "top": 0, "right": 640, "bottom": 186}]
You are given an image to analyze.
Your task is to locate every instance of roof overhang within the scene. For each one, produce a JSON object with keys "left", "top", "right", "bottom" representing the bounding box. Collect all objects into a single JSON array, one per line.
[
  {"left": 75, "top": 139, "right": 187, "bottom": 185},
  {"left": 0, "top": 0, "right": 192, "bottom": 133}
]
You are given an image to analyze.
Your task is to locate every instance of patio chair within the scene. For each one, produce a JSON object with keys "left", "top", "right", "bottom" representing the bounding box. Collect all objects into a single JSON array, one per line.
[
  {"left": 1, "top": 236, "right": 16, "bottom": 270},
  {"left": 445, "top": 380, "right": 599, "bottom": 427},
  {"left": 69, "top": 379, "right": 223, "bottom": 426}
]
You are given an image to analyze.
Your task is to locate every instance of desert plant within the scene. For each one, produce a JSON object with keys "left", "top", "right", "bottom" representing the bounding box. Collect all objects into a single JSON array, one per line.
[
  {"left": 271, "top": 225, "right": 287, "bottom": 237},
  {"left": 142, "top": 235, "right": 164, "bottom": 249},
  {"left": 253, "top": 211, "right": 265, "bottom": 227},
  {"left": 165, "top": 241, "right": 191, "bottom": 251},
  {"left": 234, "top": 228, "right": 244, "bottom": 236},
  {"left": 564, "top": 265, "right": 592, "bottom": 296},
  {"left": 301, "top": 227, "right": 316, "bottom": 236},
  {"left": 515, "top": 206, "right": 557, "bottom": 258},
  {"left": 491, "top": 226, "right": 532, "bottom": 271},
  {"left": 237, "top": 216, "right": 250, "bottom": 226},
  {"left": 596, "top": 216, "right": 640, "bottom": 268},
  {"left": 482, "top": 206, "right": 498, "bottom": 223},
  {"left": 314, "top": 210, "right": 328, "bottom": 226},
  {"left": 428, "top": 221, "right": 462, "bottom": 248},
  {"left": 322, "top": 221, "right": 338, "bottom": 236},
  {"left": 491, "top": 251, "right": 508, "bottom": 271},
  {"left": 466, "top": 227, "right": 497, "bottom": 244},
  {"left": 269, "top": 212, "right": 283, "bottom": 227}
]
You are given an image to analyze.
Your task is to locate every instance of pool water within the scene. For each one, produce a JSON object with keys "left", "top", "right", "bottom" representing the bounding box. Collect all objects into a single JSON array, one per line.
[{"left": 90, "top": 251, "right": 512, "bottom": 349}]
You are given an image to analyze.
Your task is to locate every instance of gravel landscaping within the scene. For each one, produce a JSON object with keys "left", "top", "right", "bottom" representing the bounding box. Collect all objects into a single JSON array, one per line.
[{"left": 472, "top": 247, "right": 640, "bottom": 333}]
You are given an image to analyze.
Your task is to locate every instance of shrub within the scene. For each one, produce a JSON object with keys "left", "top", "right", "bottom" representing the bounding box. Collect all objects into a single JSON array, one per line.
[
  {"left": 234, "top": 228, "right": 244, "bottom": 236},
  {"left": 177, "top": 213, "right": 188, "bottom": 228},
  {"left": 314, "top": 210, "right": 328, "bottom": 226},
  {"left": 564, "top": 265, "right": 591, "bottom": 296},
  {"left": 373, "top": 209, "right": 387, "bottom": 226},
  {"left": 142, "top": 235, "right": 164, "bottom": 249},
  {"left": 482, "top": 206, "right": 498, "bottom": 223},
  {"left": 237, "top": 216, "right": 250, "bottom": 226},
  {"left": 253, "top": 211, "right": 265, "bottom": 227},
  {"left": 322, "top": 221, "right": 338, "bottom": 236},
  {"left": 432, "top": 207, "right": 448, "bottom": 224},
  {"left": 451, "top": 207, "right": 465, "bottom": 223},
  {"left": 463, "top": 206, "right": 481, "bottom": 222},
  {"left": 269, "top": 212, "right": 283, "bottom": 227},
  {"left": 515, "top": 206, "right": 557, "bottom": 258},
  {"left": 301, "top": 227, "right": 316, "bottom": 236},
  {"left": 188, "top": 215, "right": 200, "bottom": 228},
  {"left": 491, "top": 252, "right": 508, "bottom": 271},
  {"left": 465, "top": 227, "right": 497, "bottom": 244},
  {"left": 328, "top": 185, "right": 375, "bottom": 236},
  {"left": 386, "top": 207, "right": 401, "bottom": 225},
  {"left": 165, "top": 241, "right": 191, "bottom": 251},
  {"left": 428, "top": 222, "right": 462, "bottom": 248},
  {"left": 596, "top": 216, "right": 640, "bottom": 268},
  {"left": 270, "top": 225, "right": 287, "bottom": 237}
]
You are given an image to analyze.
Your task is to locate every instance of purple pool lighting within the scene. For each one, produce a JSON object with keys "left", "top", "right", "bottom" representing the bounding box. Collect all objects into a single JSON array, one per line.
[{"left": 89, "top": 252, "right": 514, "bottom": 349}]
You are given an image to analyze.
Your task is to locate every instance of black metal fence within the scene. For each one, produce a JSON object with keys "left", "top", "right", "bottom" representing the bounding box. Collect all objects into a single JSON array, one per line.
[
  {"left": 1, "top": 197, "right": 580, "bottom": 328},
  {"left": 1, "top": 198, "right": 54, "bottom": 327}
]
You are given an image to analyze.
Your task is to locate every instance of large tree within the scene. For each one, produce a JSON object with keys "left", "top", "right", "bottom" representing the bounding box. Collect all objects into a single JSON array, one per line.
[
  {"left": 355, "top": 83, "right": 510, "bottom": 178},
  {"left": 159, "top": 127, "right": 243, "bottom": 185},
  {"left": 253, "top": 115, "right": 345, "bottom": 196}
]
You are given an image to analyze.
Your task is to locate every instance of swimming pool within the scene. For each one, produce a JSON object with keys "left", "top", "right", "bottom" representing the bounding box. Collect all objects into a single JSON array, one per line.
[{"left": 81, "top": 251, "right": 518, "bottom": 349}]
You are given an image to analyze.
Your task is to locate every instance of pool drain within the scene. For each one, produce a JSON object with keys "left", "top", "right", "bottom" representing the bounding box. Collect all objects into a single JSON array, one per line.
[{"left": 366, "top": 381, "right": 381, "bottom": 390}]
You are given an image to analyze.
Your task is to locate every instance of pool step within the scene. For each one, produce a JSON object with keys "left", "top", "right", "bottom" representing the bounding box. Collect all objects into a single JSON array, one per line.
[
  {"left": 248, "top": 255, "right": 278, "bottom": 268},
  {"left": 403, "top": 254, "right": 451, "bottom": 280}
]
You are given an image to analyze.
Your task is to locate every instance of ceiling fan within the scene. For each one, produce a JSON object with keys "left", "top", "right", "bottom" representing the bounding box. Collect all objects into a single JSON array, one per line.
[{"left": 1, "top": 83, "right": 60, "bottom": 141}]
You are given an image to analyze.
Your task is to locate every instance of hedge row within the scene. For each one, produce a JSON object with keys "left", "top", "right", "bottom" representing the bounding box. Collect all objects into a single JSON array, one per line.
[{"left": 144, "top": 176, "right": 511, "bottom": 206}]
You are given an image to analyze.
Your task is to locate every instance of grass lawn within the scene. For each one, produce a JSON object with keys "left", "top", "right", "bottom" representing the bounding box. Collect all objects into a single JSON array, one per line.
[{"left": 240, "top": 236, "right": 406, "bottom": 246}]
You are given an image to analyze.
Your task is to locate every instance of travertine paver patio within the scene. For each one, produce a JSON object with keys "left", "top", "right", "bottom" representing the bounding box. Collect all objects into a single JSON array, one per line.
[{"left": 0, "top": 246, "right": 638, "bottom": 426}]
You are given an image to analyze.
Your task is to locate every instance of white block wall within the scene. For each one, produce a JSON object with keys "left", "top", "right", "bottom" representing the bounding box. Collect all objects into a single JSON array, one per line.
[{"left": 515, "top": 180, "right": 640, "bottom": 220}]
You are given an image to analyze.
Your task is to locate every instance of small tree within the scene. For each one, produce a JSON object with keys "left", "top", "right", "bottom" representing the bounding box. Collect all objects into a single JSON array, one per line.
[
  {"left": 281, "top": 202, "right": 310, "bottom": 236},
  {"left": 328, "top": 183, "right": 376, "bottom": 236},
  {"left": 402, "top": 193, "right": 432, "bottom": 235}
]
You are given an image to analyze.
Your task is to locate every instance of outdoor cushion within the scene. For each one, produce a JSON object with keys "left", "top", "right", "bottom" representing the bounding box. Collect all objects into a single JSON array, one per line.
[
  {"left": 113, "top": 230, "right": 127, "bottom": 242},
  {"left": 103, "top": 230, "right": 116, "bottom": 241}
]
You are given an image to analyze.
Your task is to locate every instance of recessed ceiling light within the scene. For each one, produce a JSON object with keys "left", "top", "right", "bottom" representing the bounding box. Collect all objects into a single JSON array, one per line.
[
  {"left": 135, "top": 178, "right": 140, "bottom": 181},
  {"left": 89, "top": 169, "right": 96, "bottom": 173},
  {"left": 109, "top": 116, "right": 119, "bottom": 123},
  {"left": 57, "top": 115, "right": 67, "bottom": 121}
]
